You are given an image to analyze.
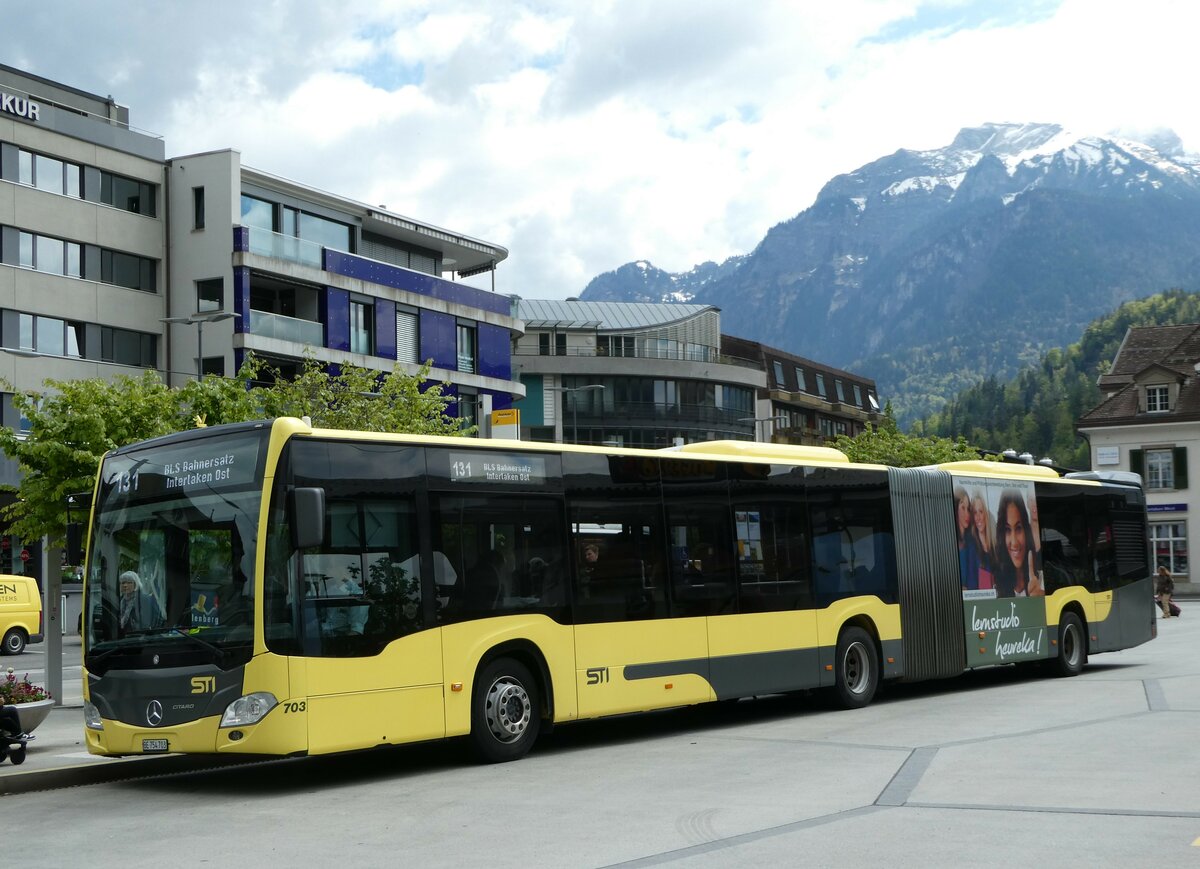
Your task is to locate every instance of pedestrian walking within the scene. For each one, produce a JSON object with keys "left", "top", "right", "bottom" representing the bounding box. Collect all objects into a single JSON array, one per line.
[{"left": 1155, "top": 565, "right": 1176, "bottom": 618}]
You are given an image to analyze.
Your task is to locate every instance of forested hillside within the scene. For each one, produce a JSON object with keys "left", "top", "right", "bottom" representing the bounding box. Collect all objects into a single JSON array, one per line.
[{"left": 913, "top": 289, "right": 1200, "bottom": 469}]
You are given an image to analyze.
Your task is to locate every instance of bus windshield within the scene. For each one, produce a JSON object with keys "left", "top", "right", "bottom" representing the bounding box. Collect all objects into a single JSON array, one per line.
[{"left": 83, "top": 429, "right": 267, "bottom": 671}]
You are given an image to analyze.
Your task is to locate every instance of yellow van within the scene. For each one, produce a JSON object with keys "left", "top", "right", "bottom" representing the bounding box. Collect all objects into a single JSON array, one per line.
[{"left": 0, "top": 575, "right": 42, "bottom": 655}]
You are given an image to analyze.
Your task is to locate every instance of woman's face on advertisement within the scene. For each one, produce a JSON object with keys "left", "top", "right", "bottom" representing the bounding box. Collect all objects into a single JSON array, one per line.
[
  {"left": 957, "top": 496, "right": 970, "bottom": 532},
  {"left": 973, "top": 500, "right": 987, "bottom": 533},
  {"left": 1004, "top": 502, "right": 1027, "bottom": 568}
]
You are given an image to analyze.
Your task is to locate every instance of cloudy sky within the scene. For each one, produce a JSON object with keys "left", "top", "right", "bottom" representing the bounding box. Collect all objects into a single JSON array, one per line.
[{"left": 7, "top": 0, "right": 1198, "bottom": 297}]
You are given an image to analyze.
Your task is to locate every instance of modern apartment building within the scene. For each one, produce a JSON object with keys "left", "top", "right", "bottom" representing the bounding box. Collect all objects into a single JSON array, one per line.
[
  {"left": 0, "top": 64, "right": 168, "bottom": 577},
  {"left": 1077, "top": 323, "right": 1200, "bottom": 596},
  {"left": 511, "top": 299, "right": 764, "bottom": 446},
  {"left": 720, "top": 336, "right": 882, "bottom": 445},
  {"left": 165, "top": 151, "right": 521, "bottom": 428}
]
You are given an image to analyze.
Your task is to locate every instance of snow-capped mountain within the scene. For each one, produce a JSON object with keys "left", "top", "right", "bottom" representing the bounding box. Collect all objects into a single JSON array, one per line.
[{"left": 580, "top": 122, "right": 1200, "bottom": 422}]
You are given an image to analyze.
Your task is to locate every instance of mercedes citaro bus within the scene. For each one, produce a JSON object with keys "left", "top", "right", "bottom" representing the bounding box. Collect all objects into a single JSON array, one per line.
[{"left": 78, "top": 418, "right": 1155, "bottom": 762}]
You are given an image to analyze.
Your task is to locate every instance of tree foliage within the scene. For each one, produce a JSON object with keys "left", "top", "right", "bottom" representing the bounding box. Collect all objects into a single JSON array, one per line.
[
  {"left": 0, "top": 353, "right": 468, "bottom": 544},
  {"left": 914, "top": 289, "right": 1200, "bottom": 469},
  {"left": 832, "top": 403, "right": 982, "bottom": 467}
]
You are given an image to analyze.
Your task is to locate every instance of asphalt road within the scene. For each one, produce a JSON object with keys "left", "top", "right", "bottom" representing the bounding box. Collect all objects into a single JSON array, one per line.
[{"left": 4, "top": 614, "right": 1198, "bottom": 868}]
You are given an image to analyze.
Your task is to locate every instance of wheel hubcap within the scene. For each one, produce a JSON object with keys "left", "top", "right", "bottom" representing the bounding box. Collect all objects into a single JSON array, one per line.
[
  {"left": 843, "top": 642, "right": 870, "bottom": 694},
  {"left": 484, "top": 676, "right": 531, "bottom": 744}
]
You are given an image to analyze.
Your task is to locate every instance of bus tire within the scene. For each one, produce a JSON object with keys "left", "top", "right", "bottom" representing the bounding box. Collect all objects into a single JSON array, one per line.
[
  {"left": 2, "top": 628, "right": 26, "bottom": 655},
  {"left": 470, "top": 657, "right": 541, "bottom": 763},
  {"left": 834, "top": 627, "right": 878, "bottom": 709},
  {"left": 1052, "top": 612, "right": 1086, "bottom": 677}
]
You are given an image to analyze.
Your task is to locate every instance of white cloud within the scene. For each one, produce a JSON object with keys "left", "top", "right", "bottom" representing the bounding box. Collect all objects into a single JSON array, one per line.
[{"left": 8, "top": 0, "right": 1200, "bottom": 297}]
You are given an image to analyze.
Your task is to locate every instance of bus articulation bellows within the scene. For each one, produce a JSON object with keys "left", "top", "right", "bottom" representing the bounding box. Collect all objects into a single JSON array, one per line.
[{"left": 79, "top": 418, "right": 1155, "bottom": 762}]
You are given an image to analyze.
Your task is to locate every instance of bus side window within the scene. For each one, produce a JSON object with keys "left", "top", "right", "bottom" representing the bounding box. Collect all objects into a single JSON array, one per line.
[
  {"left": 734, "top": 502, "right": 811, "bottom": 613},
  {"left": 569, "top": 504, "right": 666, "bottom": 623},
  {"left": 433, "top": 494, "right": 567, "bottom": 624},
  {"left": 666, "top": 503, "right": 735, "bottom": 617}
]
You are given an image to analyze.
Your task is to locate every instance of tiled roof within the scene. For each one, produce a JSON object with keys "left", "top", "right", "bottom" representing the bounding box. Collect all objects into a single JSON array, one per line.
[{"left": 1080, "top": 324, "right": 1200, "bottom": 426}]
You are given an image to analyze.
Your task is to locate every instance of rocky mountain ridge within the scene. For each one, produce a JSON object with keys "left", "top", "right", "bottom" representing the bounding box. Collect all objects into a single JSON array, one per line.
[{"left": 580, "top": 122, "right": 1200, "bottom": 422}]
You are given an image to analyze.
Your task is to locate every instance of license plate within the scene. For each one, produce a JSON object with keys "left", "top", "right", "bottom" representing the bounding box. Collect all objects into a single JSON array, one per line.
[{"left": 142, "top": 738, "right": 169, "bottom": 753}]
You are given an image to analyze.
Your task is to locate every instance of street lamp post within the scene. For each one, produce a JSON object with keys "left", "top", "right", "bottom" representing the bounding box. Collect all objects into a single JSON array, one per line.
[
  {"left": 160, "top": 311, "right": 236, "bottom": 379},
  {"left": 550, "top": 384, "right": 605, "bottom": 444},
  {"left": 738, "top": 414, "right": 787, "bottom": 442}
]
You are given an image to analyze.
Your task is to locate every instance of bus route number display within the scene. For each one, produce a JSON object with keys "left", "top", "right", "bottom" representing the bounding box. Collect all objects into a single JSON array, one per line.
[{"left": 447, "top": 451, "right": 546, "bottom": 485}]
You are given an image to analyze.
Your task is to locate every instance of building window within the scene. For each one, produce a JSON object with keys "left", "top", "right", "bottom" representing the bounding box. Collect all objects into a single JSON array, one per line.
[
  {"left": 819, "top": 417, "right": 835, "bottom": 438},
  {"left": 193, "top": 187, "right": 205, "bottom": 230},
  {"left": 201, "top": 356, "right": 225, "bottom": 377},
  {"left": 350, "top": 300, "right": 374, "bottom": 355},
  {"left": 457, "top": 324, "right": 476, "bottom": 374},
  {"left": 100, "top": 171, "right": 156, "bottom": 216},
  {"left": 100, "top": 249, "right": 156, "bottom": 292},
  {"left": 538, "top": 333, "right": 565, "bottom": 356},
  {"left": 1147, "top": 385, "right": 1170, "bottom": 413},
  {"left": 853, "top": 384, "right": 863, "bottom": 406},
  {"left": 815, "top": 373, "right": 827, "bottom": 398},
  {"left": 1146, "top": 449, "right": 1175, "bottom": 489},
  {"left": 794, "top": 367, "right": 806, "bottom": 391},
  {"left": 1151, "top": 522, "right": 1188, "bottom": 575},
  {"left": 197, "top": 278, "right": 223, "bottom": 313},
  {"left": 7, "top": 312, "right": 86, "bottom": 359},
  {"left": 835, "top": 380, "right": 846, "bottom": 402},
  {"left": 773, "top": 361, "right": 785, "bottom": 386},
  {"left": 14, "top": 230, "right": 80, "bottom": 278},
  {"left": 396, "top": 310, "right": 419, "bottom": 363}
]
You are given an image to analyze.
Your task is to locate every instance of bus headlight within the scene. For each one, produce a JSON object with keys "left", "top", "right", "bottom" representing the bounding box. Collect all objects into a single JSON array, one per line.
[
  {"left": 83, "top": 701, "right": 104, "bottom": 731},
  {"left": 220, "top": 692, "right": 278, "bottom": 727}
]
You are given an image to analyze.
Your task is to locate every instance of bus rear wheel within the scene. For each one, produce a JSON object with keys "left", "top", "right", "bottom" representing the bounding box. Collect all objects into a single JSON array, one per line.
[
  {"left": 470, "top": 657, "right": 541, "bottom": 763},
  {"left": 834, "top": 627, "right": 879, "bottom": 709},
  {"left": 1052, "top": 612, "right": 1086, "bottom": 677}
]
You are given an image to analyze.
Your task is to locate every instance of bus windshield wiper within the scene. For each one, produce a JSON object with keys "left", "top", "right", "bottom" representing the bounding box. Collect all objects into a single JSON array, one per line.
[{"left": 164, "top": 625, "right": 227, "bottom": 665}]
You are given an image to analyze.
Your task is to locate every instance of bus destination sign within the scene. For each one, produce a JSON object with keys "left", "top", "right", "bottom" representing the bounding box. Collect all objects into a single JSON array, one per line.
[
  {"left": 447, "top": 451, "right": 546, "bottom": 485},
  {"left": 102, "top": 434, "right": 263, "bottom": 504}
]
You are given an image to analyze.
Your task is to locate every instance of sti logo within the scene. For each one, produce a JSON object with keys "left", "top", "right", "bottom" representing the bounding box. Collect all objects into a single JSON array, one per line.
[{"left": 0, "top": 92, "right": 40, "bottom": 122}]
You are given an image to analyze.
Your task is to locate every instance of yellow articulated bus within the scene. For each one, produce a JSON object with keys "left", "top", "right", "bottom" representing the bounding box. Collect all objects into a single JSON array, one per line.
[{"left": 78, "top": 417, "right": 1155, "bottom": 763}]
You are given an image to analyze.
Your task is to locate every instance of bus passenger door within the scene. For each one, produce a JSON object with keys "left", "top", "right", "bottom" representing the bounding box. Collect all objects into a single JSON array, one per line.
[{"left": 294, "top": 494, "right": 443, "bottom": 754}]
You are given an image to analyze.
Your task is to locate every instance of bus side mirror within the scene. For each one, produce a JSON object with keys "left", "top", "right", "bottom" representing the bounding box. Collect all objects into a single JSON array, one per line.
[
  {"left": 290, "top": 487, "right": 326, "bottom": 550},
  {"left": 65, "top": 522, "right": 84, "bottom": 565}
]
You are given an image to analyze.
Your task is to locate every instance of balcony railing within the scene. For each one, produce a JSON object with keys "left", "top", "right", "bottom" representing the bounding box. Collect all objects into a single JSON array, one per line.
[
  {"left": 245, "top": 226, "right": 325, "bottom": 268},
  {"left": 248, "top": 309, "right": 324, "bottom": 346},
  {"left": 513, "top": 346, "right": 760, "bottom": 370}
]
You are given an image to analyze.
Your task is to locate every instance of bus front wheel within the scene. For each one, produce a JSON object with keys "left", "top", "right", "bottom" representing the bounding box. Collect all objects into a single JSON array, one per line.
[
  {"left": 834, "top": 627, "right": 879, "bottom": 709},
  {"left": 470, "top": 657, "right": 541, "bottom": 763},
  {"left": 1052, "top": 612, "right": 1086, "bottom": 677}
]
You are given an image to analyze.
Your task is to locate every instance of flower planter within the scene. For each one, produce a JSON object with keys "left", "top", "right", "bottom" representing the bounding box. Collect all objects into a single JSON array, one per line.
[{"left": 11, "top": 698, "right": 54, "bottom": 733}]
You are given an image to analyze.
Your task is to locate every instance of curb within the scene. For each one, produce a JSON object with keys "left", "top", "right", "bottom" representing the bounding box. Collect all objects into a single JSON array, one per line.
[{"left": 0, "top": 754, "right": 258, "bottom": 795}]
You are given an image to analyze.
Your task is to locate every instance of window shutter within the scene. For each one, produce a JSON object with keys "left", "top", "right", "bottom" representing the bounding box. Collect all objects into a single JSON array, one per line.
[
  {"left": 1129, "top": 449, "right": 1143, "bottom": 478},
  {"left": 395, "top": 311, "right": 418, "bottom": 363},
  {"left": 1174, "top": 446, "right": 1188, "bottom": 489}
]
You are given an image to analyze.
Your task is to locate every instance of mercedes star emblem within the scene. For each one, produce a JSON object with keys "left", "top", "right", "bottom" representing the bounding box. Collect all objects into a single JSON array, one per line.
[{"left": 146, "top": 700, "right": 163, "bottom": 727}]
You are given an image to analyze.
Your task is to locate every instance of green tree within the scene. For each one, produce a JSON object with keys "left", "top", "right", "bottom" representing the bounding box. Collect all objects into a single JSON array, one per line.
[
  {"left": 832, "top": 403, "right": 981, "bottom": 467},
  {"left": 0, "top": 371, "right": 178, "bottom": 545}
]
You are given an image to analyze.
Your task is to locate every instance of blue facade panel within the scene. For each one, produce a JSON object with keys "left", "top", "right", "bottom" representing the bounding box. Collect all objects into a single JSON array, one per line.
[
  {"left": 324, "top": 287, "right": 350, "bottom": 352},
  {"left": 233, "top": 267, "right": 251, "bottom": 334},
  {"left": 324, "top": 249, "right": 510, "bottom": 316},
  {"left": 484, "top": 389, "right": 512, "bottom": 413},
  {"left": 420, "top": 310, "right": 457, "bottom": 370},
  {"left": 375, "top": 298, "right": 396, "bottom": 360},
  {"left": 477, "top": 323, "right": 512, "bottom": 380},
  {"left": 233, "top": 226, "right": 249, "bottom": 252}
]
